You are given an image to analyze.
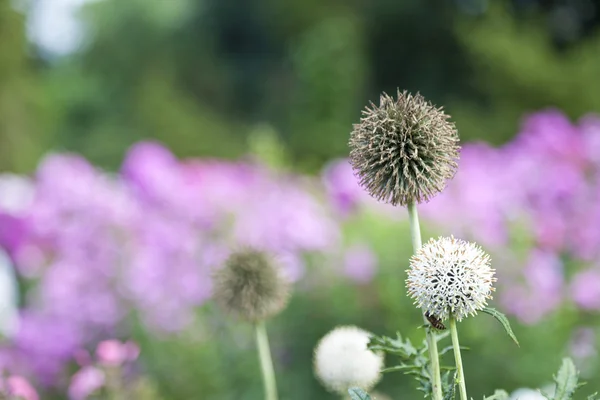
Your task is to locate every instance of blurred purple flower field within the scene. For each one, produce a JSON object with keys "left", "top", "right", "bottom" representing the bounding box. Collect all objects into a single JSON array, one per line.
[
  {"left": 0, "top": 109, "right": 599, "bottom": 390},
  {"left": 326, "top": 109, "right": 600, "bottom": 325},
  {"left": 0, "top": 141, "right": 354, "bottom": 382}
]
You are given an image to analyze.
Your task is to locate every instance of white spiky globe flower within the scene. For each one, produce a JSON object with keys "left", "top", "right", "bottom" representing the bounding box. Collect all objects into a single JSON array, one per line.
[
  {"left": 406, "top": 236, "right": 495, "bottom": 321},
  {"left": 313, "top": 326, "right": 384, "bottom": 395}
]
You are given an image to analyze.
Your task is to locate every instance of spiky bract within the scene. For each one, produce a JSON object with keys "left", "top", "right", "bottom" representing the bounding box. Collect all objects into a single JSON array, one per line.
[
  {"left": 406, "top": 236, "right": 495, "bottom": 321},
  {"left": 313, "top": 326, "right": 384, "bottom": 395},
  {"left": 349, "top": 90, "right": 460, "bottom": 206},
  {"left": 213, "top": 249, "right": 290, "bottom": 322}
]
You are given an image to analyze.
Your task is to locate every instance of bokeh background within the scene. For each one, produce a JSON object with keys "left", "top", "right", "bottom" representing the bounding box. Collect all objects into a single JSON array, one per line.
[{"left": 0, "top": 0, "right": 599, "bottom": 398}]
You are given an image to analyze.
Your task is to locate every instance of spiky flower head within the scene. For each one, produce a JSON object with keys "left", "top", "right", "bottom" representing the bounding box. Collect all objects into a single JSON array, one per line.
[
  {"left": 406, "top": 236, "right": 495, "bottom": 321},
  {"left": 349, "top": 90, "right": 460, "bottom": 206},
  {"left": 213, "top": 249, "right": 290, "bottom": 322},
  {"left": 313, "top": 326, "right": 384, "bottom": 395}
]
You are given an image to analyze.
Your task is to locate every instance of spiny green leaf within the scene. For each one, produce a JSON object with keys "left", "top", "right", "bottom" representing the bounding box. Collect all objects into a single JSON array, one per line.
[
  {"left": 439, "top": 345, "right": 469, "bottom": 357},
  {"left": 483, "top": 389, "right": 510, "bottom": 400},
  {"left": 381, "top": 364, "right": 418, "bottom": 373},
  {"left": 434, "top": 331, "right": 451, "bottom": 342},
  {"left": 552, "top": 358, "right": 579, "bottom": 400},
  {"left": 368, "top": 333, "right": 418, "bottom": 357},
  {"left": 348, "top": 387, "right": 372, "bottom": 400},
  {"left": 443, "top": 371, "right": 457, "bottom": 400},
  {"left": 368, "top": 331, "right": 455, "bottom": 397},
  {"left": 481, "top": 307, "right": 520, "bottom": 346}
]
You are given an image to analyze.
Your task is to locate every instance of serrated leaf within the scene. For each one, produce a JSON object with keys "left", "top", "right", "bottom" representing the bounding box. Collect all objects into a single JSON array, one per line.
[
  {"left": 368, "top": 332, "right": 456, "bottom": 398},
  {"left": 440, "top": 345, "right": 469, "bottom": 357},
  {"left": 481, "top": 307, "right": 520, "bottom": 346},
  {"left": 443, "top": 384, "right": 456, "bottom": 400},
  {"left": 368, "top": 333, "right": 418, "bottom": 357},
  {"left": 443, "top": 371, "right": 457, "bottom": 400},
  {"left": 483, "top": 389, "right": 510, "bottom": 400},
  {"left": 348, "top": 387, "right": 372, "bottom": 400},
  {"left": 552, "top": 358, "right": 579, "bottom": 400},
  {"left": 381, "top": 364, "right": 418, "bottom": 373}
]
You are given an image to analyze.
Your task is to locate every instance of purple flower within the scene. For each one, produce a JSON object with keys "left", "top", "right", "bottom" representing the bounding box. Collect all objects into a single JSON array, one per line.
[
  {"left": 500, "top": 250, "right": 563, "bottom": 324},
  {"left": 121, "top": 141, "right": 183, "bottom": 208},
  {"left": 417, "top": 109, "right": 600, "bottom": 322},
  {"left": 232, "top": 177, "right": 340, "bottom": 253},
  {"left": 277, "top": 251, "right": 305, "bottom": 282},
  {"left": 342, "top": 244, "right": 377, "bottom": 284},
  {"left": 571, "top": 269, "right": 600, "bottom": 310},
  {"left": 0, "top": 175, "right": 34, "bottom": 257},
  {"left": 96, "top": 340, "right": 139, "bottom": 367},
  {"left": 569, "top": 327, "right": 596, "bottom": 360},
  {"left": 513, "top": 109, "right": 584, "bottom": 163},
  {"left": 121, "top": 142, "right": 213, "bottom": 227},
  {"left": 0, "top": 375, "right": 39, "bottom": 400},
  {"left": 322, "top": 159, "right": 365, "bottom": 216},
  {"left": 10, "top": 312, "right": 81, "bottom": 383},
  {"left": 422, "top": 143, "right": 511, "bottom": 247},
  {"left": 182, "top": 159, "right": 264, "bottom": 216},
  {"left": 321, "top": 159, "right": 402, "bottom": 218},
  {"left": 68, "top": 366, "right": 105, "bottom": 400},
  {"left": 580, "top": 114, "right": 600, "bottom": 166}
]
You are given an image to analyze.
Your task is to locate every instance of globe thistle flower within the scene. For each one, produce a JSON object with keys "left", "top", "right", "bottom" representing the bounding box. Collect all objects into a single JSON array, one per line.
[
  {"left": 406, "top": 236, "right": 495, "bottom": 321},
  {"left": 313, "top": 326, "right": 384, "bottom": 395},
  {"left": 510, "top": 388, "right": 553, "bottom": 400},
  {"left": 213, "top": 249, "right": 290, "bottom": 322},
  {"left": 349, "top": 90, "right": 460, "bottom": 206}
]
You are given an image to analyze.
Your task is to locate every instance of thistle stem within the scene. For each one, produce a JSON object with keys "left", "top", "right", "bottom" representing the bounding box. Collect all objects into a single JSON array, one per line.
[
  {"left": 407, "top": 202, "right": 443, "bottom": 400},
  {"left": 449, "top": 317, "right": 468, "bottom": 400},
  {"left": 255, "top": 321, "right": 279, "bottom": 400}
]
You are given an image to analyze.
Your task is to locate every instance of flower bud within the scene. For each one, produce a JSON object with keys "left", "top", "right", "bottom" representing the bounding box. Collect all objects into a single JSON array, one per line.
[
  {"left": 213, "top": 249, "right": 290, "bottom": 322},
  {"left": 349, "top": 90, "right": 459, "bottom": 206}
]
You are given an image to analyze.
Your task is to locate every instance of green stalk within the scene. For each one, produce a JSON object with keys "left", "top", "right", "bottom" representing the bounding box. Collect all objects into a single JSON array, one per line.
[
  {"left": 449, "top": 317, "right": 468, "bottom": 400},
  {"left": 407, "top": 202, "right": 443, "bottom": 400},
  {"left": 255, "top": 321, "right": 278, "bottom": 400}
]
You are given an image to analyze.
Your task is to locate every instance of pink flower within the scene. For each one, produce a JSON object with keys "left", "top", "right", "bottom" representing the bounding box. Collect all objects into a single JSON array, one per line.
[
  {"left": 569, "top": 328, "right": 596, "bottom": 360},
  {"left": 96, "top": 340, "right": 140, "bottom": 367},
  {"left": 343, "top": 244, "right": 377, "bottom": 284},
  {"left": 321, "top": 159, "right": 365, "bottom": 216},
  {"left": 0, "top": 375, "right": 39, "bottom": 400},
  {"left": 500, "top": 250, "right": 564, "bottom": 324},
  {"left": 68, "top": 366, "right": 105, "bottom": 400},
  {"left": 571, "top": 269, "right": 600, "bottom": 310}
]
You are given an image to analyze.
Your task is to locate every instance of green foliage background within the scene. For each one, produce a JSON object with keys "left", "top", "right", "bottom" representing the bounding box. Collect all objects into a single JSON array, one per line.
[
  {"left": 4, "top": 0, "right": 600, "bottom": 173},
  {"left": 1, "top": 0, "right": 599, "bottom": 398},
  {"left": 128, "top": 213, "right": 600, "bottom": 399}
]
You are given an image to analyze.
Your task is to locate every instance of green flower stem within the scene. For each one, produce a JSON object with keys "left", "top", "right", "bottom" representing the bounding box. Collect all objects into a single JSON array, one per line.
[
  {"left": 255, "top": 321, "right": 279, "bottom": 400},
  {"left": 449, "top": 317, "right": 468, "bottom": 400},
  {"left": 407, "top": 202, "right": 443, "bottom": 400}
]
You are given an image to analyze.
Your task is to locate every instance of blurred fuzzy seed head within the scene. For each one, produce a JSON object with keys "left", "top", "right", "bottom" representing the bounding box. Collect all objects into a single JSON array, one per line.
[
  {"left": 213, "top": 249, "right": 290, "bottom": 322},
  {"left": 349, "top": 90, "right": 460, "bottom": 206},
  {"left": 313, "top": 326, "right": 384, "bottom": 395},
  {"left": 406, "top": 236, "right": 496, "bottom": 321}
]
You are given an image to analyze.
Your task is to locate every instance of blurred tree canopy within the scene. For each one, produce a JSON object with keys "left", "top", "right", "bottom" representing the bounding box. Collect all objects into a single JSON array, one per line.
[
  {"left": 0, "top": 0, "right": 50, "bottom": 172},
  {"left": 1, "top": 0, "right": 600, "bottom": 172}
]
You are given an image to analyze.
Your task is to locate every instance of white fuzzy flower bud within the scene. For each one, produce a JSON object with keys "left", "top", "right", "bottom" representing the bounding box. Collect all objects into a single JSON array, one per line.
[
  {"left": 510, "top": 388, "right": 551, "bottom": 400},
  {"left": 313, "top": 326, "right": 384, "bottom": 395},
  {"left": 406, "top": 236, "right": 495, "bottom": 321}
]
